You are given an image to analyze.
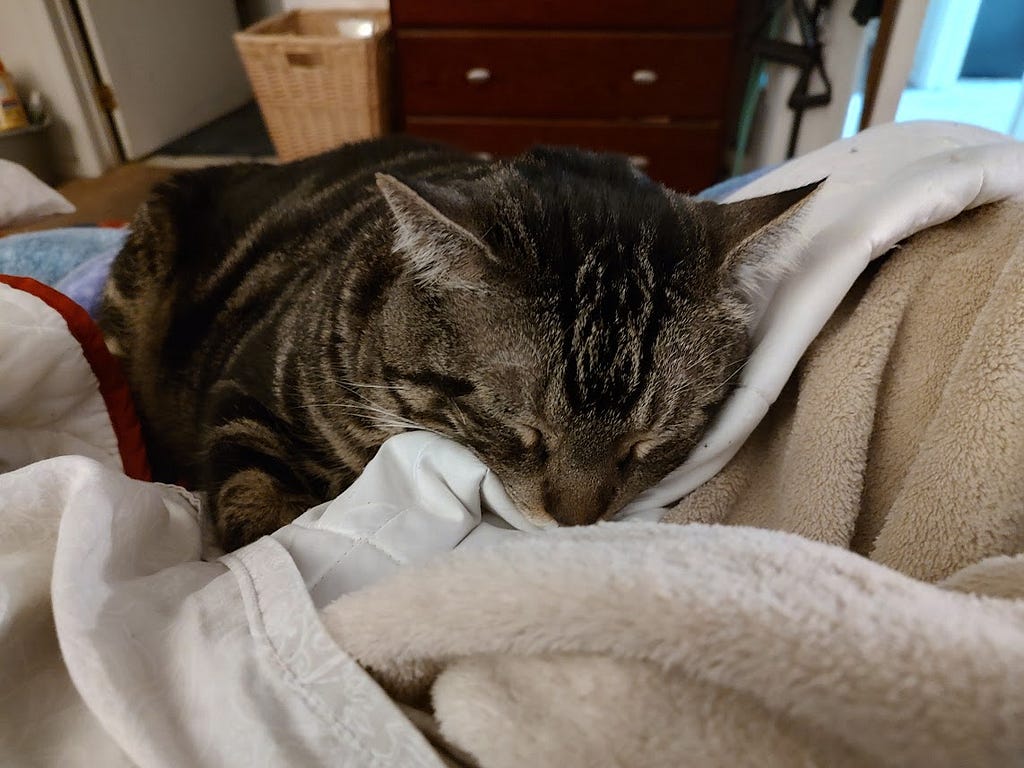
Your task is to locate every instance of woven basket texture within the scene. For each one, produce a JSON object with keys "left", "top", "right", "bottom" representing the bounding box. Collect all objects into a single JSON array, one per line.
[{"left": 235, "top": 9, "right": 390, "bottom": 160}]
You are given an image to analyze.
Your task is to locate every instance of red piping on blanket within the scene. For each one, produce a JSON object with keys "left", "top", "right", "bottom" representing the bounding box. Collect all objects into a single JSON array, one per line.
[{"left": 0, "top": 275, "right": 151, "bottom": 481}]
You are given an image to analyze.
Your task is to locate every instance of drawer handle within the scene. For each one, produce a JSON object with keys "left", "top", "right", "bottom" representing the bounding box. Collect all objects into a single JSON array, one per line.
[
  {"left": 286, "top": 52, "right": 324, "bottom": 68},
  {"left": 629, "top": 155, "right": 650, "bottom": 169},
  {"left": 465, "top": 67, "right": 491, "bottom": 84},
  {"left": 632, "top": 69, "right": 658, "bottom": 85}
]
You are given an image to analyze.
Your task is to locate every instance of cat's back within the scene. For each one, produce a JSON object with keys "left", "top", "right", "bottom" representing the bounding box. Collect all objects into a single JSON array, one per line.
[
  {"left": 133, "top": 135, "right": 467, "bottom": 271},
  {"left": 101, "top": 135, "right": 473, "bottom": 341}
]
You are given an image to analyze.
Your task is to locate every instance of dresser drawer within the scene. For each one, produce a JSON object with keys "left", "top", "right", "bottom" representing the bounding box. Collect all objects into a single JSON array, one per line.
[
  {"left": 396, "top": 31, "right": 733, "bottom": 120},
  {"left": 391, "top": 0, "right": 738, "bottom": 31},
  {"left": 403, "top": 118, "right": 724, "bottom": 193}
]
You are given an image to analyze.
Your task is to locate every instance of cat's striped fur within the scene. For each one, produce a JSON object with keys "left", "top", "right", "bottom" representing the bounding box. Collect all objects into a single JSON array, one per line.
[{"left": 100, "top": 136, "right": 817, "bottom": 549}]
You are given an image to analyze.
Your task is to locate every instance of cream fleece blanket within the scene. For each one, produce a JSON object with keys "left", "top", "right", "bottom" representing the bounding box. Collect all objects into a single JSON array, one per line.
[
  {"left": 668, "top": 199, "right": 1024, "bottom": 579},
  {"left": 320, "top": 191, "right": 1024, "bottom": 765}
]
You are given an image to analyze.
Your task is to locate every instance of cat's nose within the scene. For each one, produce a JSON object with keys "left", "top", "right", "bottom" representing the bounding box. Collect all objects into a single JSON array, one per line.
[{"left": 542, "top": 480, "right": 614, "bottom": 526}]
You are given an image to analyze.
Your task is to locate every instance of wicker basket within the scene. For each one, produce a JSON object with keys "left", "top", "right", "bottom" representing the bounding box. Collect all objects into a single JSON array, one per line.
[{"left": 234, "top": 9, "right": 390, "bottom": 161}]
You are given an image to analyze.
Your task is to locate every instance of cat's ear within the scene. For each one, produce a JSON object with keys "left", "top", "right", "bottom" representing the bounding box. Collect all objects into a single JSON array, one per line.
[
  {"left": 376, "top": 173, "right": 489, "bottom": 288},
  {"left": 695, "top": 179, "right": 823, "bottom": 296}
]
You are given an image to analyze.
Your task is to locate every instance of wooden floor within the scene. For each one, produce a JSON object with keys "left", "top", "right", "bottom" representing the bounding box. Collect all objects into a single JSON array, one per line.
[{"left": 12, "top": 163, "right": 176, "bottom": 234}]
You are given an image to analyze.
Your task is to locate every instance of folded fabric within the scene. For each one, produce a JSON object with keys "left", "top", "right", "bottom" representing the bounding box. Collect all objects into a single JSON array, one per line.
[
  {"left": 322, "top": 523, "right": 1024, "bottom": 768},
  {"left": 0, "top": 275, "right": 147, "bottom": 478},
  {"left": 274, "top": 432, "right": 541, "bottom": 608},
  {"left": 0, "top": 456, "right": 443, "bottom": 768},
  {"left": 0, "top": 275, "right": 441, "bottom": 766}
]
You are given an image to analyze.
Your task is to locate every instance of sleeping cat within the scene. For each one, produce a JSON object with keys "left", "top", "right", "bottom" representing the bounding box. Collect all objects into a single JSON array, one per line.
[{"left": 99, "top": 136, "right": 817, "bottom": 550}]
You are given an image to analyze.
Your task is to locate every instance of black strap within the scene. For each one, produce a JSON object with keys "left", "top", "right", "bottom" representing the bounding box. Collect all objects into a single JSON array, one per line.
[
  {"left": 750, "top": 0, "right": 834, "bottom": 159},
  {"left": 851, "top": 0, "right": 884, "bottom": 26}
]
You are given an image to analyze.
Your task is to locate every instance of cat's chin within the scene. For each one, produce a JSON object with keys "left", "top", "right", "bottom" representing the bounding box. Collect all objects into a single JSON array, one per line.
[
  {"left": 497, "top": 488, "right": 560, "bottom": 528},
  {"left": 518, "top": 507, "right": 559, "bottom": 528},
  {"left": 515, "top": 502, "right": 627, "bottom": 529}
]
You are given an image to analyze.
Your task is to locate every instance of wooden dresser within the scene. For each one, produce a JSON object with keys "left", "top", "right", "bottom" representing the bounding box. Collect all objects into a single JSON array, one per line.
[{"left": 390, "top": 0, "right": 741, "bottom": 193}]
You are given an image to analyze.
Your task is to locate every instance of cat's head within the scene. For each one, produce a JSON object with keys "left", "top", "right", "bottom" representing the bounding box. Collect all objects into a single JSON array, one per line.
[{"left": 371, "top": 147, "right": 820, "bottom": 525}]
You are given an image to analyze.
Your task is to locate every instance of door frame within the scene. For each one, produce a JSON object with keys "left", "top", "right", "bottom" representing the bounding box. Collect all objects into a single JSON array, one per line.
[
  {"left": 859, "top": 0, "right": 930, "bottom": 129},
  {"left": 46, "top": 0, "right": 121, "bottom": 175}
]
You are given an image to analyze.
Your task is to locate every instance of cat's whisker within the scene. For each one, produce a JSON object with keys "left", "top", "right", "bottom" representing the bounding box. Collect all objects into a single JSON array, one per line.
[
  {"left": 316, "top": 397, "right": 439, "bottom": 436},
  {"left": 337, "top": 380, "right": 408, "bottom": 392},
  {"left": 320, "top": 410, "right": 433, "bottom": 436},
  {"left": 446, "top": 396, "right": 469, "bottom": 424},
  {"left": 372, "top": 420, "right": 440, "bottom": 436},
  {"left": 682, "top": 343, "right": 744, "bottom": 375},
  {"left": 296, "top": 401, "right": 369, "bottom": 410},
  {"left": 299, "top": 395, "right": 397, "bottom": 412},
  {"left": 307, "top": 403, "right": 415, "bottom": 427},
  {"left": 694, "top": 359, "right": 750, "bottom": 402}
]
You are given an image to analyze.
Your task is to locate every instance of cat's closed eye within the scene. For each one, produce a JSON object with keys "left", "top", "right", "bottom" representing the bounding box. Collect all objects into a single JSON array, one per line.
[
  {"left": 513, "top": 423, "right": 549, "bottom": 459},
  {"left": 616, "top": 437, "right": 658, "bottom": 472},
  {"left": 510, "top": 422, "right": 658, "bottom": 473}
]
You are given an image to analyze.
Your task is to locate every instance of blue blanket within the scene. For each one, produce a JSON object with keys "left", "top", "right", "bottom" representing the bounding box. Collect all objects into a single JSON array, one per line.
[{"left": 0, "top": 228, "right": 127, "bottom": 318}]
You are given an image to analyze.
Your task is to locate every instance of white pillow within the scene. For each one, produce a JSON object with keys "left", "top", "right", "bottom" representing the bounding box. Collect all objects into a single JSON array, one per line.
[{"left": 0, "top": 158, "right": 75, "bottom": 227}]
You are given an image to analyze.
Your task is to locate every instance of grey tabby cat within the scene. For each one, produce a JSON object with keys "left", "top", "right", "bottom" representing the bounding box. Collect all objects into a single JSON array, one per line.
[{"left": 100, "top": 136, "right": 817, "bottom": 550}]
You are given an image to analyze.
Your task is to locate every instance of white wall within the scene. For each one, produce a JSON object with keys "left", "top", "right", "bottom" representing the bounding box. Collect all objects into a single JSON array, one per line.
[{"left": 0, "top": 0, "right": 119, "bottom": 179}]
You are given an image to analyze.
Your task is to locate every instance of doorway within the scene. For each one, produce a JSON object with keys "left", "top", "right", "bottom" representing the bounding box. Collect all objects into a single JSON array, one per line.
[
  {"left": 844, "top": 0, "right": 1024, "bottom": 138},
  {"left": 897, "top": 0, "right": 1023, "bottom": 136}
]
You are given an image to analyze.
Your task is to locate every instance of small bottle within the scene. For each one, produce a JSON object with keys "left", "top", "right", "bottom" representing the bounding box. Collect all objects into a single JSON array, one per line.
[
  {"left": 0, "top": 58, "right": 29, "bottom": 132},
  {"left": 27, "top": 90, "right": 45, "bottom": 124}
]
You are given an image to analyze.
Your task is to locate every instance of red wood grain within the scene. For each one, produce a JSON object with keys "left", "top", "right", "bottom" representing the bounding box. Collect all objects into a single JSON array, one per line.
[
  {"left": 390, "top": 0, "right": 739, "bottom": 31},
  {"left": 403, "top": 117, "right": 724, "bottom": 192}
]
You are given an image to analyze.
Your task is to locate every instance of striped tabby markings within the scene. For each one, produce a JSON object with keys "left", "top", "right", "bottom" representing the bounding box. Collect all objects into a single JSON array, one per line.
[
  {"left": 271, "top": 305, "right": 302, "bottom": 404},
  {"left": 210, "top": 416, "right": 286, "bottom": 452},
  {"left": 215, "top": 467, "right": 310, "bottom": 550},
  {"left": 568, "top": 222, "right": 660, "bottom": 411},
  {"left": 569, "top": 239, "right": 611, "bottom": 405},
  {"left": 197, "top": 175, "right": 321, "bottom": 295},
  {"left": 203, "top": 149, "right": 476, "bottom": 306},
  {"left": 297, "top": 362, "right": 373, "bottom": 475},
  {"left": 101, "top": 276, "right": 131, "bottom": 309}
]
